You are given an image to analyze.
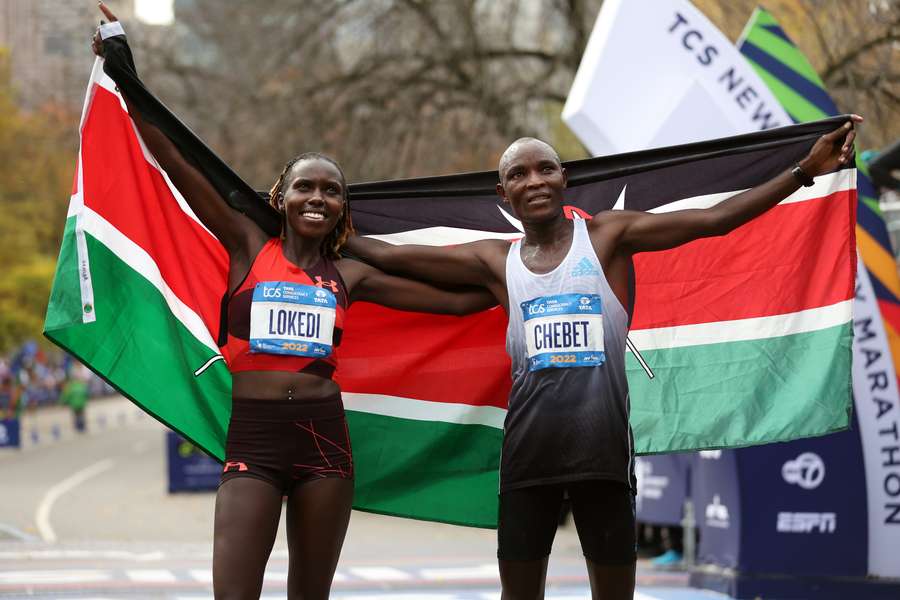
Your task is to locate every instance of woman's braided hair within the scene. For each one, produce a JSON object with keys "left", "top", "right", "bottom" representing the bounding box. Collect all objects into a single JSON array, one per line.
[{"left": 268, "top": 152, "right": 355, "bottom": 260}]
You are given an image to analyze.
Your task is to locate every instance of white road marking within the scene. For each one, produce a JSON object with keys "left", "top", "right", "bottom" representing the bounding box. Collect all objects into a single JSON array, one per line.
[
  {"left": 418, "top": 563, "right": 500, "bottom": 580},
  {"left": 0, "top": 522, "right": 38, "bottom": 542},
  {"left": 0, "top": 569, "right": 111, "bottom": 584},
  {"left": 126, "top": 569, "right": 177, "bottom": 583},
  {"left": 34, "top": 458, "right": 115, "bottom": 542},
  {"left": 350, "top": 567, "right": 413, "bottom": 581},
  {"left": 263, "top": 570, "right": 287, "bottom": 582},
  {"left": 634, "top": 593, "right": 665, "bottom": 600},
  {"left": 0, "top": 549, "right": 165, "bottom": 560},
  {"left": 175, "top": 597, "right": 283, "bottom": 600},
  {"left": 187, "top": 568, "right": 345, "bottom": 585},
  {"left": 334, "top": 595, "right": 459, "bottom": 600},
  {"left": 189, "top": 569, "right": 213, "bottom": 583}
]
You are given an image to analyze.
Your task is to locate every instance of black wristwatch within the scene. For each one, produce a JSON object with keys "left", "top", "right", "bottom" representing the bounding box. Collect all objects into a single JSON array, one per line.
[{"left": 791, "top": 163, "right": 815, "bottom": 187}]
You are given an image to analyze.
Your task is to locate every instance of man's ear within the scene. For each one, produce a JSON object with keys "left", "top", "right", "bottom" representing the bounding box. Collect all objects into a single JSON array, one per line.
[
  {"left": 496, "top": 182, "right": 508, "bottom": 204},
  {"left": 276, "top": 192, "right": 285, "bottom": 211},
  {"left": 561, "top": 166, "right": 568, "bottom": 189}
]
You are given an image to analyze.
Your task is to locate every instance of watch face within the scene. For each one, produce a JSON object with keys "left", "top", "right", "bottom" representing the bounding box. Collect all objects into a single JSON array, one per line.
[{"left": 792, "top": 166, "right": 814, "bottom": 187}]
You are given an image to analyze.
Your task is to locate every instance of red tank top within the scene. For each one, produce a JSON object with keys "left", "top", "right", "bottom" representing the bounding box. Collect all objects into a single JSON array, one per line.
[{"left": 219, "top": 238, "right": 349, "bottom": 377}]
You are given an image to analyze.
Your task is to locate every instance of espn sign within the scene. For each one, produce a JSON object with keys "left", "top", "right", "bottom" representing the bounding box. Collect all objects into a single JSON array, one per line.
[{"left": 776, "top": 512, "right": 837, "bottom": 534}]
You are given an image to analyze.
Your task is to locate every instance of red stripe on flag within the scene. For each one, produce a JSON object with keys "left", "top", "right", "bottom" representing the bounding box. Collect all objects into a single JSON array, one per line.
[
  {"left": 80, "top": 85, "right": 228, "bottom": 334},
  {"left": 337, "top": 303, "right": 510, "bottom": 409},
  {"left": 632, "top": 191, "right": 855, "bottom": 329}
]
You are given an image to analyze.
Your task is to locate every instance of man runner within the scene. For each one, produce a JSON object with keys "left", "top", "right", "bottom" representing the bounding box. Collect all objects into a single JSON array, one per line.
[{"left": 346, "top": 120, "right": 859, "bottom": 599}]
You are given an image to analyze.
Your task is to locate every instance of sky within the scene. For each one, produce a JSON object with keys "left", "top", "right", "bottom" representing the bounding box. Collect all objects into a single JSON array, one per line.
[{"left": 134, "top": 0, "right": 174, "bottom": 25}]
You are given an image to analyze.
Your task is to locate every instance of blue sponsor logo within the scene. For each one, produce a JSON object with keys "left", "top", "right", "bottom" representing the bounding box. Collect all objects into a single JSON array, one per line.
[{"left": 571, "top": 257, "right": 600, "bottom": 278}]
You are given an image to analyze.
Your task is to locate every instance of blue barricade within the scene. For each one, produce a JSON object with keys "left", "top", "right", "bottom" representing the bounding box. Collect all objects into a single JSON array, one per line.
[
  {"left": 0, "top": 418, "right": 20, "bottom": 448},
  {"left": 635, "top": 453, "right": 691, "bottom": 526},
  {"left": 165, "top": 430, "right": 222, "bottom": 493}
]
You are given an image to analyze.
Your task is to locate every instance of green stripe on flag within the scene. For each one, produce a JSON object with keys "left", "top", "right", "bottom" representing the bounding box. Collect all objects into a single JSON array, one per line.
[
  {"left": 628, "top": 322, "right": 852, "bottom": 454},
  {"left": 45, "top": 228, "right": 232, "bottom": 457},
  {"left": 44, "top": 217, "right": 85, "bottom": 332},
  {"left": 348, "top": 411, "right": 501, "bottom": 527}
]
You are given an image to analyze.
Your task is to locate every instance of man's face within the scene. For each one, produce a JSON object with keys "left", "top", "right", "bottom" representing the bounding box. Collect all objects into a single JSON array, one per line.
[{"left": 496, "top": 141, "right": 567, "bottom": 223}]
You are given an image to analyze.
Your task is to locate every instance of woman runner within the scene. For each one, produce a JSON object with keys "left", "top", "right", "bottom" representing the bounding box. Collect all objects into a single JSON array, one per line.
[{"left": 92, "top": 5, "right": 496, "bottom": 599}]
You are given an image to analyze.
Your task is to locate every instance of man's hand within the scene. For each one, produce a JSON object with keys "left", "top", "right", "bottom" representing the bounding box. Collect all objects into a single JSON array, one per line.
[
  {"left": 799, "top": 114, "right": 864, "bottom": 177},
  {"left": 90, "top": 2, "right": 119, "bottom": 58}
]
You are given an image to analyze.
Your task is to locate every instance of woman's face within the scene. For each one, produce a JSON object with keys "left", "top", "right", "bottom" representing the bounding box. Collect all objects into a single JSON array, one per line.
[{"left": 278, "top": 158, "right": 346, "bottom": 239}]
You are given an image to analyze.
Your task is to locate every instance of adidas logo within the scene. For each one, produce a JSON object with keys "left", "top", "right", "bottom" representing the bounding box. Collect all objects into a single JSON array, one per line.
[{"left": 571, "top": 257, "right": 599, "bottom": 277}]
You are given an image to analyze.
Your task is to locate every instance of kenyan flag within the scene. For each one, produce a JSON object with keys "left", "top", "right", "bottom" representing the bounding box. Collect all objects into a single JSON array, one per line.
[{"left": 45, "top": 37, "right": 855, "bottom": 528}]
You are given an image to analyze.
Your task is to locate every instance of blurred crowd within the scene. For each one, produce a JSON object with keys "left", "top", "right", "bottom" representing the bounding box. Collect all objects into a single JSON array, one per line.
[{"left": 0, "top": 340, "right": 112, "bottom": 419}]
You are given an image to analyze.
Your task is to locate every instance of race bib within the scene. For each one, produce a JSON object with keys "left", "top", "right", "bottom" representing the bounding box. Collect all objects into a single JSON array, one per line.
[
  {"left": 249, "top": 281, "right": 336, "bottom": 358},
  {"left": 521, "top": 293, "right": 605, "bottom": 371}
]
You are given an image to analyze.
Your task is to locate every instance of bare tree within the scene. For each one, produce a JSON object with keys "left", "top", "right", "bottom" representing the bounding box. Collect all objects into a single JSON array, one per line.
[
  {"left": 133, "top": 0, "right": 897, "bottom": 188},
  {"left": 134, "top": 0, "right": 602, "bottom": 185}
]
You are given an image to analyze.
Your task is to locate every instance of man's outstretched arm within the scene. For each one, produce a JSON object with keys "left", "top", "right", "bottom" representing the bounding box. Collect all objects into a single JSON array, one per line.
[{"left": 602, "top": 116, "right": 861, "bottom": 254}]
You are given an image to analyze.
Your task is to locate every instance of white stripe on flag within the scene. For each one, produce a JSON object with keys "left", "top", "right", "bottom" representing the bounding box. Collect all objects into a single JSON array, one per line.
[
  {"left": 78, "top": 206, "right": 219, "bottom": 353},
  {"left": 368, "top": 227, "right": 521, "bottom": 246},
  {"left": 648, "top": 169, "right": 851, "bottom": 214},
  {"left": 343, "top": 393, "right": 506, "bottom": 429},
  {"left": 629, "top": 299, "right": 852, "bottom": 351},
  {"left": 72, "top": 148, "right": 96, "bottom": 324}
]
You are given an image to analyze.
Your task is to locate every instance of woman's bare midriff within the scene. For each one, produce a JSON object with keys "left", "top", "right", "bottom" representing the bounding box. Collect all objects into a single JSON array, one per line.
[{"left": 231, "top": 371, "right": 340, "bottom": 401}]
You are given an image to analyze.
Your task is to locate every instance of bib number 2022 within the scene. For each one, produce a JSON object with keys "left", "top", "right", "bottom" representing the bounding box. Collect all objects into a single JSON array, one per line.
[
  {"left": 549, "top": 354, "right": 577, "bottom": 364},
  {"left": 281, "top": 342, "right": 309, "bottom": 353}
]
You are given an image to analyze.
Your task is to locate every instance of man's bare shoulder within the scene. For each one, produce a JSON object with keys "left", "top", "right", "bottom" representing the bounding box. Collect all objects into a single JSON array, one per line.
[
  {"left": 587, "top": 209, "right": 643, "bottom": 231},
  {"left": 470, "top": 237, "right": 513, "bottom": 251},
  {"left": 462, "top": 237, "right": 509, "bottom": 264}
]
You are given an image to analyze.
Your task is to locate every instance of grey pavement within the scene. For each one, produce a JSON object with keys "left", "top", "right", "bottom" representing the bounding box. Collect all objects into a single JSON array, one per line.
[{"left": 0, "top": 396, "right": 707, "bottom": 599}]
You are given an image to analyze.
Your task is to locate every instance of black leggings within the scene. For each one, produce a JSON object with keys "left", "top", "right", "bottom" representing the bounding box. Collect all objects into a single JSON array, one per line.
[
  {"left": 221, "top": 395, "right": 353, "bottom": 493},
  {"left": 498, "top": 479, "right": 636, "bottom": 563}
]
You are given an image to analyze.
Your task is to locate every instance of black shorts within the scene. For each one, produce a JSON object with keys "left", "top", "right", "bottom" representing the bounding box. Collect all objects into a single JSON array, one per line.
[
  {"left": 497, "top": 479, "right": 636, "bottom": 564},
  {"left": 220, "top": 395, "right": 353, "bottom": 494}
]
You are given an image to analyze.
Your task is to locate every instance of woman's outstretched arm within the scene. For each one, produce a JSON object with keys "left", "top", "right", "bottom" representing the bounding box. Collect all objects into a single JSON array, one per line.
[{"left": 92, "top": 2, "right": 266, "bottom": 258}]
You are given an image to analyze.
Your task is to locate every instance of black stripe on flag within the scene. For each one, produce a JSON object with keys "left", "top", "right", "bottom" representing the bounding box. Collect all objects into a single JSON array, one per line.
[{"left": 102, "top": 33, "right": 852, "bottom": 237}]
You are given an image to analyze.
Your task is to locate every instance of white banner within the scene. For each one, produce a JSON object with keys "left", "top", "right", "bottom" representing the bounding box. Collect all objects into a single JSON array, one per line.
[
  {"left": 562, "top": 0, "right": 790, "bottom": 155},
  {"left": 852, "top": 256, "right": 900, "bottom": 578}
]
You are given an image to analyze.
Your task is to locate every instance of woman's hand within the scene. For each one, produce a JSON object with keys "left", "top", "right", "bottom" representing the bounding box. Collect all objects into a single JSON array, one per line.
[
  {"left": 799, "top": 114, "right": 864, "bottom": 177},
  {"left": 90, "top": 1, "right": 119, "bottom": 58}
]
